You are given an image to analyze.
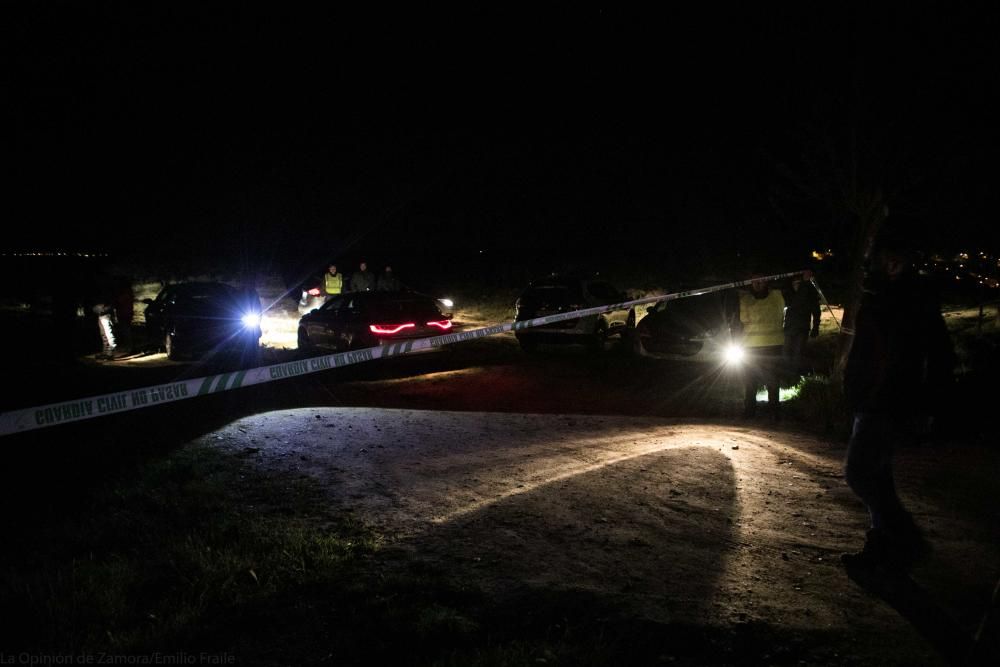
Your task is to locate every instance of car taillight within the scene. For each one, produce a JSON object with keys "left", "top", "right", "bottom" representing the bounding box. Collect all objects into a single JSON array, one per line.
[
  {"left": 307, "top": 287, "right": 321, "bottom": 296},
  {"left": 369, "top": 323, "right": 416, "bottom": 335},
  {"left": 426, "top": 320, "right": 452, "bottom": 330}
]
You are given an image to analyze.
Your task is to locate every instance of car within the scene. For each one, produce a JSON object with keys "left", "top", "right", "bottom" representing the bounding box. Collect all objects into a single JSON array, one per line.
[
  {"left": 513, "top": 275, "right": 634, "bottom": 352},
  {"left": 142, "top": 282, "right": 262, "bottom": 362},
  {"left": 297, "top": 277, "right": 327, "bottom": 315},
  {"left": 632, "top": 288, "right": 740, "bottom": 363},
  {"left": 297, "top": 290, "right": 452, "bottom": 353}
]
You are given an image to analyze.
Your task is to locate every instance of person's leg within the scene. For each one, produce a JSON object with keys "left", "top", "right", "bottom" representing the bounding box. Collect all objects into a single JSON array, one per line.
[
  {"left": 845, "top": 413, "right": 894, "bottom": 529},
  {"left": 843, "top": 413, "right": 924, "bottom": 564}
]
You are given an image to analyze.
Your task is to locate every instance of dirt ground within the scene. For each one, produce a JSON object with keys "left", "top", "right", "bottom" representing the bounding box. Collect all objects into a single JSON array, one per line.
[
  {"left": 3, "top": 296, "right": 997, "bottom": 664},
  {"left": 186, "top": 332, "right": 998, "bottom": 665}
]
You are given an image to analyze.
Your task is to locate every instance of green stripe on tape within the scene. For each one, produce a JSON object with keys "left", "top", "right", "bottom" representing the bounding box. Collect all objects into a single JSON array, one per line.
[
  {"left": 214, "top": 373, "right": 233, "bottom": 392},
  {"left": 197, "top": 377, "right": 215, "bottom": 396},
  {"left": 231, "top": 370, "right": 248, "bottom": 389}
]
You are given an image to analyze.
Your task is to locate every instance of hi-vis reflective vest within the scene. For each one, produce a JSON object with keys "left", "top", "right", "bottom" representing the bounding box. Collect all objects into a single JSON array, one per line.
[
  {"left": 739, "top": 289, "right": 785, "bottom": 348},
  {"left": 324, "top": 273, "right": 343, "bottom": 295}
]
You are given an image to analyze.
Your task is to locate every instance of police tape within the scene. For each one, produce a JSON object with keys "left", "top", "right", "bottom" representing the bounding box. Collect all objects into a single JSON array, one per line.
[
  {"left": 808, "top": 277, "right": 842, "bottom": 332},
  {"left": 0, "top": 270, "right": 808, "bottom": 436}
]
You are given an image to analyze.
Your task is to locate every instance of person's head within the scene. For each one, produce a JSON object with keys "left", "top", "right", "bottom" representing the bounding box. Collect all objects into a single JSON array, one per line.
[
  {"left": 359, "top": 261, "right": 367, "bottom": 272},
  {"left": 328, "top": 264, "right": 337, "bottom": 274},
  {"left": 869, "top": 230, "right": 915, "bottom": 282},
  {"left": 749, "top": 272, "right": 768, "bottom": 295},
  {"left": 791, "top": 276, "right": 803, "bottom": 291}
]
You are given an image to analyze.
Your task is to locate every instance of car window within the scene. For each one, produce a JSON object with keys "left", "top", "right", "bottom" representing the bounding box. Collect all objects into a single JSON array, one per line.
[
  {"left": 320, "top": 295, "right": 346, "bottom": 313},
  {"left": 521, "top": 285, "right": 583, "bottom": 305},
  {"left": 370, "top": 298, "right": 441, "bottom": 320}
]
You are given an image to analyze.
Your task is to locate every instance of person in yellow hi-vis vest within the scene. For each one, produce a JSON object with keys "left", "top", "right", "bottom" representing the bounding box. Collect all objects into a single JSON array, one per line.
[
  {"left": 737, "top": 273, "right": 786, "bottom": 419},
  {"left": 323, "top": 264, "right": 343, "bottom": 301}
]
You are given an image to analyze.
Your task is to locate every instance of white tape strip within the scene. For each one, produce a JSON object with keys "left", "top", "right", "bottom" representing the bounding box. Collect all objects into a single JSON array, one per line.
[
  {"left": 808, "top": 277, "right": 842, "bottom": 331},
  {"left": 0, "top": 270, "right": 808, "bottom": 436}
]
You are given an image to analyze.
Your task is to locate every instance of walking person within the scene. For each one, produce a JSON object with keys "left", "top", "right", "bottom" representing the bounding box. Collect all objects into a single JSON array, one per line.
[{"left": 841, "top": 238, "right": 955, "bottom": 569}]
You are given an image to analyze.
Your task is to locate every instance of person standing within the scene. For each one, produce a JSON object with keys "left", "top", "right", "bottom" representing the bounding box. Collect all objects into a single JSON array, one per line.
[
  {"left": 377, "top": 264, "right": 401, "bottom": 291},
  {"left": 323, "top": 264, "right": 343, "bottom": 300},
  {"left": 841, "top": 240, "right": 955, "bottom": 569},
  {"left": 781, "top": 270, "right": 821, "bottom": 378},
  {"left": 111, "top": 276, "right": 134, "bottom": 356},
  {"left": 736, "top": 273, "right": 786, "bottom": 419},
  {"left": 349, "top": 261, "right": 375, "bottom": 293}
]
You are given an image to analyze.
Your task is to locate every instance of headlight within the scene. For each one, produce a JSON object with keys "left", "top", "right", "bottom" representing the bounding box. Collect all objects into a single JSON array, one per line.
[
  {"left": 723, "top": 343, "right": 745, "bottom": 365},
  {"left": 241, "top": 312, "right": 262, "bottom": 329},
  {"left": 438, "top": 298, "right": 454, "bottom": 309}
]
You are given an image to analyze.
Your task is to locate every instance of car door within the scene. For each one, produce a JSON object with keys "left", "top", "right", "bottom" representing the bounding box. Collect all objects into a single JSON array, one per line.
[
  {"left": 585, "top": 281, "right": 631, "bottom": 331},
  {"left": 306, "top": 295, "right": 345, "bottom": 349}
]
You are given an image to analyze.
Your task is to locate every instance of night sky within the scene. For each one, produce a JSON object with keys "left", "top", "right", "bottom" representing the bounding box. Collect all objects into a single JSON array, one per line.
[{"left": 7, "top": 4, "right": 999, "bottom": 276}]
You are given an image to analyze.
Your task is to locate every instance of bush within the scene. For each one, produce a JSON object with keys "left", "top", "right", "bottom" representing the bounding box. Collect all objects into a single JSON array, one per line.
[{"left": 783, "top": 374, "right": 851, "bottom": 437}]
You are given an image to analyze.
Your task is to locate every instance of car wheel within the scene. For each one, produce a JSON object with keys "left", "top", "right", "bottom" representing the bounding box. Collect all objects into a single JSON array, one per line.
[
  {"left": 588, "top": 324, "right": 608, "bottom": 353},
  {"left": 165, "top": 331, "right": 181, "bottom": 360},
  {"left": 297, "top": 327, "right": 313, "bottom": 351}
]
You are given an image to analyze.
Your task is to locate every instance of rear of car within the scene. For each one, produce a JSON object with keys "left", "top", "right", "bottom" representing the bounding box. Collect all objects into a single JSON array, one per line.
[
  {"left": 297, "top": 277, "right": 326, "bottom": 315},
  {"left": 297, "top": 291, "right": 451, "bottom": 352},
  {"left": 633, "top": 290, "right": 738, "bottom": 363},
  {"left": 513, "top": 276, "right": 633, "bottom": 352}
]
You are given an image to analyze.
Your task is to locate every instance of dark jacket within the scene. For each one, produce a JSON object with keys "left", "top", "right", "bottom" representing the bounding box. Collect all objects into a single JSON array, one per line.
[
  {"left": 782, "top": 281, "right": 821, "bottom": 334},
  {"left": 377, "top": 273, "right": 401, "bottom": 291},
  {"left": 844, "top": 273, "right": 955, "bottom": 416},
  {"left": 349, "top": 270, "right": 375, "bottom": 292}
]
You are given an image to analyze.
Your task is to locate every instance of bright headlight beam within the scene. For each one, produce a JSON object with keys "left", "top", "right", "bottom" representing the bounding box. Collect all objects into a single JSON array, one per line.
[
  {"left": 241, "top": 312, "right": 262, "bottom": 329},
  {"left": 723, "top": 344, "right": 745, "bottom": 365}
]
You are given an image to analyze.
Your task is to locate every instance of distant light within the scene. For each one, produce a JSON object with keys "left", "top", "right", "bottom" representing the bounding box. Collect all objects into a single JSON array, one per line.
[
  {"left": 438, "top": 298, "right": 454, "bottom": 309},
  {"left": 241, "top": 312, "right": 261, "bottom": 328}
]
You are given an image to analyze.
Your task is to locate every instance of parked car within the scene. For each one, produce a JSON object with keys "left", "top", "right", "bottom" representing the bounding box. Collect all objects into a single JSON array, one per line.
[
  {"left": 297, "top": 276, "right": 326, "bottom": 315},
  {"left": 142, "top": 282, "right": 262, "bottom": 362},
  {"left": 632, "top": 289, "right": 739, "bottom": 363},
  {"left": 297, "top": 290, "right": 452, "bottom": 352},
  {"left": 513, "top": 275, "right": 634, "bottom": 352}
]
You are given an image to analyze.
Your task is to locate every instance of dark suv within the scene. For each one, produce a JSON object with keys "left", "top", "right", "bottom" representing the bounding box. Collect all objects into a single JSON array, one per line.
[
  {"left": 632, "top": 289, "right": 739, "bottom": 362},
  {"left": 142, "top": 282, "right": 262, "bottom": 362},
  {"left": 514, "top": 275, "right": 634, "bottom": 352}
]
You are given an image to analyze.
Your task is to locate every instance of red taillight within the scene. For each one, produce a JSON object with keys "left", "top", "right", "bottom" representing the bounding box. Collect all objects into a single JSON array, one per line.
[
  {"left": 369, "top": 323, "right": 416, "bottom": 335},
  {"left": 307, "top": 287, "right": 321, "bottom": 296},
  {"left": 426, "top": 320, "right": 452, "bottom": 330}
]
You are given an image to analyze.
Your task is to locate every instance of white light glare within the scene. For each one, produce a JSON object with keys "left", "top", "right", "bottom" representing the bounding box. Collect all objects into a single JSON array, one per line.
[
  {"left": 438, "top": 298, "right": 454, "bottom": 309},
  {"left": 241, "top": 312, "right": 262, "bottom": 328},
  {"left": 724, "top": 344, "right": 745, "bottom": 365}
]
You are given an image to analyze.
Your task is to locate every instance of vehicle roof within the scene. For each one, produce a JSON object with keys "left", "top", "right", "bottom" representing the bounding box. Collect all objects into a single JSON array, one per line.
[{"left": 526, "top": 274, "right": 614, "bottom": 288}]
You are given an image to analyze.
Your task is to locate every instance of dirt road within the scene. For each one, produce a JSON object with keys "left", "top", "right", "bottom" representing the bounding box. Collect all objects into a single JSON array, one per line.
[
  {"left": 177, "top": 332, "right": 995, "bottom": 665},
  {"left": 4, "top": 318, "right": 997, "bottom": 664}
]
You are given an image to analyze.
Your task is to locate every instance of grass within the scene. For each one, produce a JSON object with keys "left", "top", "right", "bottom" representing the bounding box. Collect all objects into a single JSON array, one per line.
[{"left": 1, "top": 443, "right": 381, "bottom": 654}]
